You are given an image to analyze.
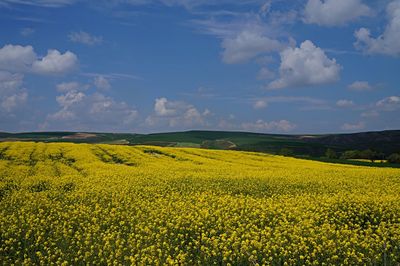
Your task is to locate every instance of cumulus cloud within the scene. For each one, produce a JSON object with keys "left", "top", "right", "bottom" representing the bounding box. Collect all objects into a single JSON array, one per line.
[
  {"left": 221, "top": 30, "right": 283, "bottom": 64},
  {"left": 253, "top": 99, "right": 268, "bottom": 109},
  {"left": 0, "top": 71, "right": 23, "bottom": 91},
  {"left": 154, "top": 97, "right": 178, "bottom": 116},
  {"left": 348, "top": 81, "right": 373, "bottom": 91},
  {"left": 376, "top": 96, "right": 400, "bottom": 111},
  {"left": 357, "top": 96, "right": 399, "bottom": 120},
  {"left": 257, "top": 67, "right": 275, "bottom": 80},
  {"left": 354, "top": 0, "right": 400, "bottom": 56},
  {"left": 56, "top": 90, "right": 85, "bottom": 108},
  {"left": 68, "top": 31, "right": 103, "bottom": 46},
  {"left": 304, "top": 0, "right": 371, "bottom": 26},
  {"left": 0, "top": 44, "right": 36, "bottom": 72},
  {"left": 56, "top": 81, "right": 86, "bottom": 92},
  {"left": 44, "top": 90, "right": 139, "bottom": 131},
  {"left": 1, "top": 92, "right": 28, "bottom": 112},
  {"left": 94, "top": 75, "right": 111, "bottom": 90},
  {"left": 268, "top": 40, "right": 341, "bottom": 89},
  {"left": 341, "top": 121, "right": 365, "bottom": 131},
  {"left": 147, "top": 97, "right": 211, "bottom": 129},
  {"left": 0, "top": 44, "right": 78, "bottom": 75},
  {"left": 241, "top": 119, "right": 296, "bottom": 133},
  {"left": 336, "top": 99, "right": 354, "bottom": 107},
  {"left": 0, "top": 71, "right": 27, "bottom": 112},
  {"left": 32, "top": 49, "right": 78, "bottom": 75}
]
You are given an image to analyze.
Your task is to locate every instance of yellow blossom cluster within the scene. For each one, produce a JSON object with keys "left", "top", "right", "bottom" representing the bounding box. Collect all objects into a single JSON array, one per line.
[{"left": 1, "top": 141, "right": 400, "bottom": 265}]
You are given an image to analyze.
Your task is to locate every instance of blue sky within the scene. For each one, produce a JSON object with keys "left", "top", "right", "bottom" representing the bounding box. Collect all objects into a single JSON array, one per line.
[{"left": 0, "top": 0, "right": 399, "bottom": 134}]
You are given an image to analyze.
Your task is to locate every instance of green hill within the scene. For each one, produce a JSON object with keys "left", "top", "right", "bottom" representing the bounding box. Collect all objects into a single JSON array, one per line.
[{"left": 1, "top": 130, "right": 400, "bottom": 159}]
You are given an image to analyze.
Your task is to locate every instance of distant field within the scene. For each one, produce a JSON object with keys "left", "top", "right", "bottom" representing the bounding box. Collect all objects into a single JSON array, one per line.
[
  {"left": 1, "top": 142, "right": 400, "bottom": 264},
  {"left": 1, "top": 130, "right": 400, "bottom": 158},
  {"left": 349, "top": 159, "right": 388, "bottom": 163}
]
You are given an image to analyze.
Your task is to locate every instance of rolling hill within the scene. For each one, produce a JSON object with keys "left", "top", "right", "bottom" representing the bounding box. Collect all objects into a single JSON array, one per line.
[{"left": 1, "top": 130, "right": 400, "bottom": 158}]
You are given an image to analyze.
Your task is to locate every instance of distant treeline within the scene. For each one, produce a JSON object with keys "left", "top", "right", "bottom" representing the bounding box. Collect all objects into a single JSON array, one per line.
[{"left": 279, "top": 148, "right": 400, "bottom": 164}]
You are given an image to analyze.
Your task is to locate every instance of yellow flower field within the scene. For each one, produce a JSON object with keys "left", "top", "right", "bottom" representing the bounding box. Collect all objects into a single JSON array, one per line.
[{"left": 1, "top": 141, "right": 400, "bottom": 265}]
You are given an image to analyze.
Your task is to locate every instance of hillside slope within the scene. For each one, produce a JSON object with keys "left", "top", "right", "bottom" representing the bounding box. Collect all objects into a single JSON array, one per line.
[{"left": 1, "top": 130, "right": 400, "bottom": 156}]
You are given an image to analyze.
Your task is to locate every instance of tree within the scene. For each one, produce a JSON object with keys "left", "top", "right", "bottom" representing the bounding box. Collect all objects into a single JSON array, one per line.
[
  {"left": 377, "top": 152, "right": 385, "bottom": 162},
  {"left": 279, "top": 148, "right": 294, "bottom": 156},
  {"left": 387, "top": 153, "right": 400, "bottom": 164},
  {"left": 340, "top": 150, "right": 360, "bottom": 160},
  {"left": 360, "top": 149, "right": 377, "bottom": 162},
  {"left": 325, "top": 148, "right": 337, "bottom": 159}
]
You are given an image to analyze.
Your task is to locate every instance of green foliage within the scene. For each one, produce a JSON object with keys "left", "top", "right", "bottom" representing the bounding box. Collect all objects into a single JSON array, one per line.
[
  {"left": 360, "top": 149, "right": 377, "bottom": 162},
  {"left": 29, "top": 180, "right": 51, "bottom": 193},
  {"left": 341, "top": 150, "right": 361, "bottom": 160},
  {"left": 60, "top": 182, "right": 76, "bottom": 192},
  {"left": 2, "top": 130, "right": 400, "bottom": 160},
  {"left": 340, "top": 149, "right": 380, "bottom": 162},
  {"left": 279, "top": 148, "right": 294, "bottom": 156},
  {"left": 0, "top": 182, "right": 19, "bottom": 200},
  {"left": 387, "top": 153, "right": 400, "bottom": 164},
  {"left": 325, "top": 148, "right": 337, "bottom": 159}
]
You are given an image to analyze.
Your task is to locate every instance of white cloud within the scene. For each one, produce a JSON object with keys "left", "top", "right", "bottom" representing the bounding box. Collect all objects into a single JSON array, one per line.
[
  {"left": 357, "top": 96, "right": 399, "bottom": 121},
  {"left": 257, "top": 67, "right": 275, "bottom": 80},
  {"left": 147, "top": 97, "right": 211, "bottom": 129},
  {"left": 251, "top": 96, "right": 329, "bottom": 110},
  {"left": 268, "top": 40, "right": 341, "bottom": 89},
  {"left": 45, "top": 91, "right": 139, "bottom": 131},
  {"left": 56, "top": 90, "right": 85, "bottom": 108},
  {"left": 0, "top": 71, "right": 23, "bottom": 91},
  {"left": 183, "top": 107, "right": 204, "bottom": 124},
  {"left": 361, "top": 110, "right": 379, "bottom": 118},
  {"left": 221, "top": 29, "right": 282, "bottom": 64},
  {"left": 20, "top": 28, "right": 35, "bottom": 37},
  {"left": 32, "top": 49, "right": 78, "bottom": 75},
  {"left": 242, "top": 119, "right": 296, "bottom": 132},
  {"left": 1, "top": 92, "right": 28, "bottom": 112},
  {"left": 341, "top": 121, "right": 365, "bottom": 131},
  {"left": 336, "top": 99, "right": 354, "bottom": 107},
  {"left": 154, "top": 97, "right": 178, "bottom": 116},
  {"left": 354, "top": 0, "right": 400, "bottom": 56},
  {"left": 376, "top": 96, "right": 400, "bottom": 111},
  {"left": 56, "top": 81, "right": 85, "bottom": 92},
  {"left": 0, "top": 71, "right": 27, "bottom": 112},
  {"left": 304, "top": 0, "right": 371, "bottom": 26},
  {"left": 0, "top": 44, "right": 36, "bottom": 72},
  {"left": 348, "top": 81, "right": 373, "bottom": 91},
  {"left": 253, "top": 99, "right": 268, "bottom": 109},
  {"left": 202, "top": 108, "right": 211, "bottom": 116},
  {"left": 68, "top": 31, "right": 103, "bottom": 46},
  {"left": 0, "top": 44, "right": 78, "bottom": 75},
  {"left": 94, "top": 75, "right": 111, "bottom": 90}
]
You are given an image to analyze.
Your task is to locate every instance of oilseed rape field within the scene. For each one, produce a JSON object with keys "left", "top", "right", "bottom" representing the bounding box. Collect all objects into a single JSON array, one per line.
[{"left": 1, "top": 142, "right": 400, "bottom": 265}]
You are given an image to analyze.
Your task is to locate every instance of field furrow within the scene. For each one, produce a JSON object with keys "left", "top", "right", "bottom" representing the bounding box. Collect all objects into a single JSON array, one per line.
[{"left": 1, "top": 141, "right": 400, "bottom": 265}]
